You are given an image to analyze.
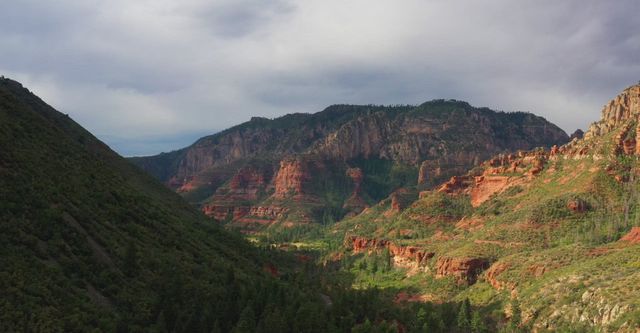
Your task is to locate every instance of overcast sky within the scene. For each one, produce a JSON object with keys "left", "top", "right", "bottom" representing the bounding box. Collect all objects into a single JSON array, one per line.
[{"left": 1, "top": 0, "right": 638, "bottom": 156}]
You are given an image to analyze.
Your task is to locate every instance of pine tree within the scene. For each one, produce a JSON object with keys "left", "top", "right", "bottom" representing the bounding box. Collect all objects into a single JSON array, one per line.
[
  {"left": 416, "top": 307, "right": 428, "bottom": 326},
  {"left": 370, "top": 257, "right": 378, "bottom": 274},
  {"left": 234, "top": 304, "right": 256, "bottom": 333},
  {"left": 381, "top": 248, "right": 392, "bottom": 272},
  {"left": 457, "top": 298, "right": 471, "bottom": 330},
  {"left": 211, "top": 320, "right": 222, "bottom": 333},
  {"left": 429, "top": 311, "right": 446, "bottom": 332},
  {"left": 470, "top": 310, "right": 487, "bottom": 333},
  {"left": 123, "top": 242, "right": 138, "bottom": 277},
  {"left": 352, "top": 318, "right": 373, "bottom": 333},
  {"left": 257, "top": 306, "right": 287, "bottom": 333}
]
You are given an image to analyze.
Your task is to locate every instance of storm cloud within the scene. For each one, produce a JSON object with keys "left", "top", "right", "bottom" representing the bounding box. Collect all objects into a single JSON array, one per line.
[{"left": 1, "top": 0, "right": 638, "bottom": 155}]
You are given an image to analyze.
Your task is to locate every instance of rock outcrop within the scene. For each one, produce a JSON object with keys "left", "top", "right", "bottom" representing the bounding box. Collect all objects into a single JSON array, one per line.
[
  {"left": 620, "top": 227, "right": 640, "bottom": 244},
  {"left": 484, "top": 262, "right": 512, "bottom": 290},
  {"left": 132, "top": 101, "right": 568, "bottom": 228},
  {"left": 347, "top": 236, "right": 490, "bottom": 284},
  {"left": 202, "top": 164, "right": 273, "bottom": 220},
  {"left": 418, "top": 160, "right": 430, "bottom": 185},
  {"left": 585, "top": 85, "right": 640, "bottom": 140},
  {"left": 437, "top": 176, "right": 472, "bottom": 194},
  {"left": 435, "top": 257, "right": 490, "bottom": 285},
  {"left": 569, "top": 129, "right": 584, "bottom": 141},
  {"left": 346, "top": 236, "right": 434, "bottom": 270},
  {"left": 387, "top": 188, "right": 417, "bottom": 214},
  {"left": 470, "top": 175, "right": 510, "bottom": 207},
  {"left": 273, "top": 157, "right": 313, "bottom": 199},
  {"left": 343, "top": 168, "right": 368, "bottom": 216}
]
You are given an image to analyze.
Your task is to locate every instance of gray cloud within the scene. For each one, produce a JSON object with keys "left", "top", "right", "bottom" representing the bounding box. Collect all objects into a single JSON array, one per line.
[
  {"left": 0, "top": 0, "right": 638, "bottom": 156},
  {"left": 197, "top": 0, "right": 296, "bottom": 38}
]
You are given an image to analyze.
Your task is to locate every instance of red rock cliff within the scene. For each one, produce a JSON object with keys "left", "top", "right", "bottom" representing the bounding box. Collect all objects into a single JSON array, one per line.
[
  {"left": 435, "top": 257, "right": 489, "bottom": 285},
  {"left": 585, "top": 84, "right": 640, "bottom": 140},
  {"left": 273, "top": 157, "right": 313, "bottom": 199},
  {"left": 343, "top": 168, "right": 368, "bottom": 216},
  {"left": 346, "top": 236, "right": 434, "bottom": 267},
  {"left": 201, "top": 165, "right": 273, "bottom": 220}
]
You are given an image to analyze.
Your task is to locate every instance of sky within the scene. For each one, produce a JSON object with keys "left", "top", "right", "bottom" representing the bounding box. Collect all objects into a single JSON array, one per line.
[{"left": 1, "top": 0, "right": 638, "bottom": 156}]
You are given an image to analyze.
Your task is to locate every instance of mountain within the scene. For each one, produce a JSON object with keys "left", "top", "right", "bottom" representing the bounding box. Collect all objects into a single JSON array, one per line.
[
  {"left": 0, "top": 78, "right": 325, "bottom": 332},
  {"left": 131, "top": 102, "right": 568, "bottom": 231},
  {"left": 0, "top": 76, "right": 522, "bottom": 333},
  {"left": 324, "top": 84, "right": 640, "bottom": 331}
]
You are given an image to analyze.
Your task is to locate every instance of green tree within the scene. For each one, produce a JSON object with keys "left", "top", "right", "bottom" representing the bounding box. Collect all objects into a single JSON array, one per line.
[
  {"left": 415, "top": 307, "right": 430, "bottom": 332},
  {"left": 234, "top": 304, "right": 256, "bottom": 333},
  {"left": 470, "top": 310, "right": 487, "bottom": 333},
  {"left": 123, "top": 242, "right": 138, "bottom": 277},
  {"left": 430, "top": 311, "right": 446, "bottom": 332},
  {"left": 352, "top": 318, "right": 373, "bottom": 333},
  {"left": 457, "top": 298, "right": 471, "bottom": 331},
  {"left": 211, "top": 320, "right": 222, "bottom": 333},
  {"left": 381, "top": 248, "right": 392, "bottom": 272},
  {"left": 370, "top": 257, "right": 378, "bottom": 274},
  {"left": 257, "top": 307, "right": 287, "bottom": 333}
]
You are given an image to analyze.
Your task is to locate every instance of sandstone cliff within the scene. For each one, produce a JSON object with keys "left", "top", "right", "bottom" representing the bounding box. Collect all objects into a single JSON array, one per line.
[
  {"left": 584, "top": 84, "right": 640, "bottom": 140},
  {"left": 131, "top": 100, "right": 568, "bottom": 228}
]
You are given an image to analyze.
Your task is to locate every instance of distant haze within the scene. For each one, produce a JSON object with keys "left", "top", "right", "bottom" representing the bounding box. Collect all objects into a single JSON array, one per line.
[{"left": 1, "top": 0, "right": 638, "bottom": 156}]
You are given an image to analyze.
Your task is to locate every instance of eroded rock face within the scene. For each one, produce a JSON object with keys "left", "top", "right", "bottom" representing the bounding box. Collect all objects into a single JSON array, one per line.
[
  {"left": 613, "top": 122, "right": 636, "bottom": 157},
  {"left": 470, "top": 176, "right": 510, "bottom": 207},
  {"left": 248, "top": 205, "right": 289, "bottom": 219},
  {"left": 171, "top": 129, "right": 276, "bottom": 190},
  {"left": 620, "top": 227, "right": 640, "bottom": 244},
  {"left": 585, "top": 84, "right": 640, "bottom": 139},
  {"left": 435, "top": 257, "right": 490, "bottom": 284},
  {"left": 233, "top": 205, "right": 291, "bottom": 228},
  {"left": 348, "top": 236, "right": 389, "bottom": 252},
  {"left": 418, "top": 160, "right": 430, "bottom": 185},
  {"left": 388, "top": 188, "right": 416, "bottom": 213},
  {"left": 202, "top": 165, "right": 273, "bottom": 220},
  {"left": 343, "top": 168, "right": 368, "bottom": 215},
  {"left": 133, "top": 101, "right": 568, "bottom": 227},
  {"left": 346, "top": 236, "right": 434, "bottom": 269},
  {"left": 437, "top": 176, "right": 472, "bottom": 194},
  {"left": 460, "top": 148, "right": 558, "bottom": 207},
  {"left": 485, "top": 262, "right": 511, "bottom": 290},
  {"left": 274, "top": 157, "right": 313, "bottom": 199}
]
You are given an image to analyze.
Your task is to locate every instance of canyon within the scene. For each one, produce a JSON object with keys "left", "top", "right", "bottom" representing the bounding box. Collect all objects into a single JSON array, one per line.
[{"left": 132, "top": 101, "right": 568, "bottom": 229}]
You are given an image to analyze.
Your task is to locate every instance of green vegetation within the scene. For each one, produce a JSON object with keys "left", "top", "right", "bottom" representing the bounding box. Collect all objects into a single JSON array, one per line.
[
  {"left": 6, "top": 77, "right": 640, "bottom": 332},
  {"left": 350, "top": 158, "right": 419, "bottom": 202},
  {"left": 301, "top": 117, "right": 640, "bottom": 331},
  {"left": 0, "top": 78, "right": 491, "bottom": 332}
]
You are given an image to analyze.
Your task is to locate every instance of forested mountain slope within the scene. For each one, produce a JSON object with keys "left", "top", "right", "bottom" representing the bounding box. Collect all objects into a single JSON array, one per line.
[{"left": 0, "top": 78, "right": 307, "bottom": 332}]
